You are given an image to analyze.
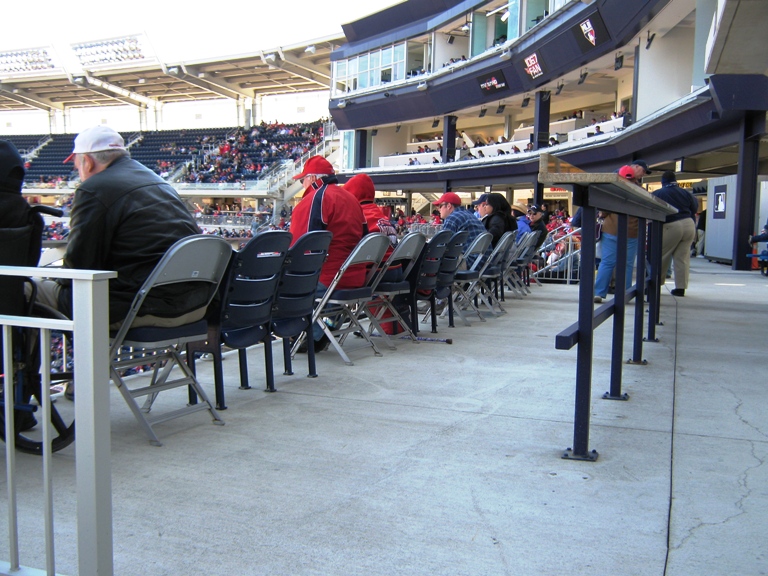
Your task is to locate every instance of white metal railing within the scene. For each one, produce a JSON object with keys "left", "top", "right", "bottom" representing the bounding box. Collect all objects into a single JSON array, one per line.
[
  {"left": 534, "top": 226, "right": 582, "bottom": 284},
  {"left": 0, "top": 266, "right": 115, "bottom": 576}
]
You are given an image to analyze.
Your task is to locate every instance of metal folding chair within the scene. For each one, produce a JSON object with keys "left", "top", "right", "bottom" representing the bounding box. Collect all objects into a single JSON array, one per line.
[
  {"left": 451, "top": 232, "right": 493, "bottom": 325},
  {"left": 300, "top": 234, "right": 391, "bottom": 366},
  {"left": 109, "top": 235, "right": 232, "bottom": 446},
  {"left": 366, "top": 231, "right": 427, "bottom": 346}
]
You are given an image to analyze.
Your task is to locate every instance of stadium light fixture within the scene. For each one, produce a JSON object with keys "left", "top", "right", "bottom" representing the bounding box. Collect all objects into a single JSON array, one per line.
[
  {"left": 0, "top": 48, "right": 55, "bottom": 74},
  {"left": 646, "top": 31, "right": 656, "bottom": 50}
]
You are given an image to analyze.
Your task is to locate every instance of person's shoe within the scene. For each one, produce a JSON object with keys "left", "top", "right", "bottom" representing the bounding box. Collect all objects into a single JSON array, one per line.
[
  {"left": 64, "top": 380, "right": 74, "bottom": 402},
  {"left": 294, "top": 337, "right": 308, "bottom": 354},
  {"left": 593, "top": 296, "right": 603, "bottom": 304},
  {"left": 416, "top": 300, "right": 430, "bottom": 313},
  {"left": 670, "top": 288, "right": 685, "bottom": 297},
  {"left": 314, "top": 334, "right": 331, "bottom": 352},
  {"left": 433, "top": 298, "right": 447, "bottom": 314}
]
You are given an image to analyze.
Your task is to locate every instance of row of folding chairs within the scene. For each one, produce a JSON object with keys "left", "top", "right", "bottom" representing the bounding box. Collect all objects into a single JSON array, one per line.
[{"left": 107, "top": 227, "right": 541, "bottom": 446}]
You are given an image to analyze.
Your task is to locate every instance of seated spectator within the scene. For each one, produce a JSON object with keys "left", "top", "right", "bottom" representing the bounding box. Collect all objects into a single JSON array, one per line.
[{"left": 434, "top": 192, "right": 488, "bottom": 265}]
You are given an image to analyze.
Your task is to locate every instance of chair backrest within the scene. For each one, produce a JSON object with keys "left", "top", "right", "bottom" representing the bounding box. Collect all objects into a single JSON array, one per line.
[
  {"left": 335, "top": 233, "right": 391, "bottom": 289},
  {"left": 111, "top": 235, "right": 233, "bottom": 347},
  {"left": 480, "top": 231, "right": 517, "bottom": 276},
  {"left": 219, "top": 230, "right": 292, "bottom": 347},
  {"left": 272, "top": 231, "right": 332, "bottom": 327},
  {"left": 461, "top": 232, "right": 493, "bottom": 272},
  {"left": 411, "top": 229, "right": 450, "bottom": 294},
  {"left": 436, "top": 230, "right": 469, "bottom": 287},
  {"left": 369, "top": 231, "right": 426, "bottom": 292},
  {"left": 0, "top": 225, "right": 35, "bottom": 317}
]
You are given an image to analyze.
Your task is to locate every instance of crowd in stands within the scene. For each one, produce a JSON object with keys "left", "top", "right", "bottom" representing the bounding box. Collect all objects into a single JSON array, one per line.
[{"left": 182, "top": 121, "right": 324, "bottom": 184}]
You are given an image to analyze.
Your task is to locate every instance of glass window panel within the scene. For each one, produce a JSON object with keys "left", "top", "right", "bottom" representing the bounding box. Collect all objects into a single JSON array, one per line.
[
  {"left": 393, "top": 62, "right": 405, "bottom": 81},
  {"left": 381, "top": 47, "right": 392, "bottom": 66},
  {"left": 358, "top": 53, "right": 369, "bottom": 72},
  {"left": 370, "top": 51, "right": 380, "bottom": 70},
  {"left": 393, "top": 42, "right": 405, "bottom": 63},
  {"left": 348, "top": 57, "right": 358, "bottom": 76}
]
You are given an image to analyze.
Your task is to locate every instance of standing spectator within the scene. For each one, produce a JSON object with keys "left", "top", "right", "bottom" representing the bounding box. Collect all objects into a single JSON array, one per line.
[
  {"left": 695, "top": 208, "right": 707, "bottom": 256},
  {"left": 593, "top": 166, "right": 641, "bottom": 303},
  {"left": 652, "top": 170, "right": 699, "bottom": 297}
]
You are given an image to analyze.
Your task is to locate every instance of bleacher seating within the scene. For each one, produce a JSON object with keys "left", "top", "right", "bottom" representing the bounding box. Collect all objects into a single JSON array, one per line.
[{"left": 7, "top": 122, "right": 323, "bottom": 185}]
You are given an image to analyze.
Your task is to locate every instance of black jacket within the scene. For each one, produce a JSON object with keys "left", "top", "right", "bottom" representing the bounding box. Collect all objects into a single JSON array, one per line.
[
  {"left": 483, "top": 211, "right": 517, "bottom": 247},
  {"left": 61, "top": 156, "right": 208, "bottom": 323},
  {"left": 652, "top": 183, "right": 699, "bottom": 224}
]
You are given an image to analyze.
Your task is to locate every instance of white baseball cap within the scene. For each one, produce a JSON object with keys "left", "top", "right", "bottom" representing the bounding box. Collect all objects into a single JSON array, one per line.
[{"left": 64, "top": 125, "right": 126, "bottom": 163}]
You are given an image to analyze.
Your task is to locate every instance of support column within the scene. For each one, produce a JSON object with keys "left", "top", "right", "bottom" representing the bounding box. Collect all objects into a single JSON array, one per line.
[
  {"left": 442, "top": 115, "right": 457, "bottom": 164},
  {"left": 733, "top": 110, "right": 764, "bottom": 270},
  {"left": 354, "top": 129, "right": 368, "bottom": 170},
  {"left": 533, "top": 90, "right": 551, "bottom": 205}
]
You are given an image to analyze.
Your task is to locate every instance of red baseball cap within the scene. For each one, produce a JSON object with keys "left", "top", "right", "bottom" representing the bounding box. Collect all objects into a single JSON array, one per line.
[
  {"left": 293, "top": 155, "right": 334, "bottom": 180},
  {"left": 433, "top": 192, "right": 462, "bottom": 206},
  {"left": 618, "top": 165, "right": 635, "bottom": 179}
]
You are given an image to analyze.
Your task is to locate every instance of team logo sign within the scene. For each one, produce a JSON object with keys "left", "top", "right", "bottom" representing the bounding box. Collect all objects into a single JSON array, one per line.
[
  {"left": 524, "top": 53, "right": 544, "bottom": 79},
  {"left": 580, "top": 19, "right": 596, "bottom": 46}
]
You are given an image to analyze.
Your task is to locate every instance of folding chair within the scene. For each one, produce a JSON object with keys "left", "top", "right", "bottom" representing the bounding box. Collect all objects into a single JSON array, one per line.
[
  {"left": 272, "top": 231, "right": 332, "bottom": 380},
  {"left": 300, "top": 233, "right": 391, "bottom": 366},
  {"left": 474, "top": 231, "right": 517, "bottom": 316},
  {"left": 433, "top": 230, "right": 469, "bottom": 327},
  {"left": 508, "top": 231, "right": 542, "bottom": 294},
  {"left": 366, "top": 231, "right": 427, "bottom": 346},
  {"left": 451, "top": 232, "right": 493, "bottom": 325},
  {"left": 498, "top": 232, "right": 532, "bottom": 300},
  {"left": 411, "top": 229, "right": 451, "bottom": 335},
  {"left": 109, "top": 235, "right": 232, "bottom": 446},
  {"left": 187, "top": 230, "right": 291, "bottom": 406}
]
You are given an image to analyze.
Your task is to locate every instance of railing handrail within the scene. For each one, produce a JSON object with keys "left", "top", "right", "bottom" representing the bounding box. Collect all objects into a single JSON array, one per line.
[{"left": 1, "top": 265, "right": 116, "bottom": 576}]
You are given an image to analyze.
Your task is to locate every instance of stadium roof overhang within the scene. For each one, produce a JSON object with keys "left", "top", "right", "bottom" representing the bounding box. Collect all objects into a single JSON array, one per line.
[{"left": 0, "top": 35, "right": 340, "bottom": 113}]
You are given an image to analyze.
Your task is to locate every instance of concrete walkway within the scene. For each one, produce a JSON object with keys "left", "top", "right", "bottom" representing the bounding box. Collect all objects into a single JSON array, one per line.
[{"left": 4, "top": 257, "right": 767, "bottom": 575}]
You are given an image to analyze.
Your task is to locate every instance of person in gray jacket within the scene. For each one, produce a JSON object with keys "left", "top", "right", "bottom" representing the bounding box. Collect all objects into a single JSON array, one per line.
[{"left": 37, "top": 125, "right": 209, "bottom": 327}]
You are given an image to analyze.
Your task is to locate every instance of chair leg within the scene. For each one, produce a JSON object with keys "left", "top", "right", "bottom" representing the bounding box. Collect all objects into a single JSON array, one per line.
[
  {"left": 263, "top": 338, "right": 276, "bottom": 392},
  {"left": 282, "top": 337, "right": 294, "bottom": 376},
  {"left": 306, "top": 321, "right": 318, "bottom": 378},
  {"left": 430, "top": 293, "right": 438, "bottom": 334},
  {"left": 238, "top": 348, "right": 251, "bottom": 390}
]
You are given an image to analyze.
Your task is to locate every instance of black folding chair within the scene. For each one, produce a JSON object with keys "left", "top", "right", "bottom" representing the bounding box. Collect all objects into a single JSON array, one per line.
[
  {"left": 188, "top": 230, "right": 291, "bottom": 405},
  {"left": 410, "top": 229, "right": 451, "bottom": 335},
  {"left": 272, "top": 231, "right": 332, "bottom": 380}
]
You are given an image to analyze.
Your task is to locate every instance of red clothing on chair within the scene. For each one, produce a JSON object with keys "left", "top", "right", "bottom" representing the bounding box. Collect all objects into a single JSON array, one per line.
[{"left": 290, "top": 179, "right": 366, "bottom": 288}]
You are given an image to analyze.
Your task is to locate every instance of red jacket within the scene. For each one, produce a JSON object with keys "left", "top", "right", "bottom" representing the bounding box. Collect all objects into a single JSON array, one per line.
[{"left": 290, "top": 180, "right": 366, "bottom": 288}]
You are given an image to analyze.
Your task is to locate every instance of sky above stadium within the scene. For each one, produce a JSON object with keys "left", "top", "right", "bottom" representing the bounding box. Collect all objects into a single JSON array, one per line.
[{"left": 2, "top": 0, "right": 404, "bottom": 62}]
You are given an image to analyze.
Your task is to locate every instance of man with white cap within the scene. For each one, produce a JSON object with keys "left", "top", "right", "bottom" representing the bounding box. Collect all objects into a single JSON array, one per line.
[{"left": 37, "top": 125, "right": 208, "bottom": 328}]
